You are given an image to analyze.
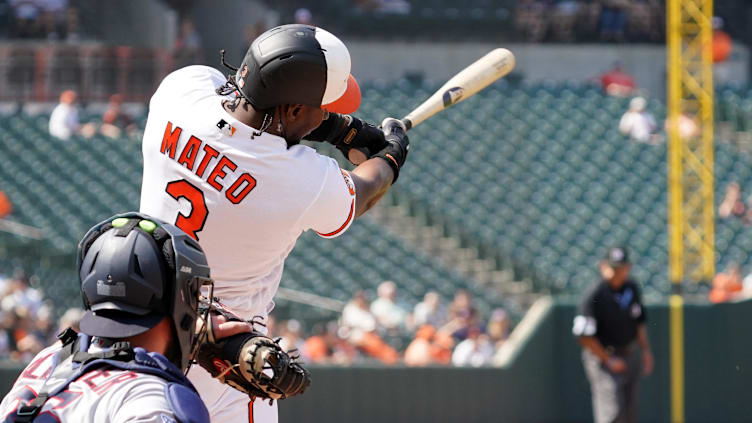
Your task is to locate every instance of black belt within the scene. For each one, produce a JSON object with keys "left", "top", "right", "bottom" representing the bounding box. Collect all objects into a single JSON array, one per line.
[{"left": 605, "top": 342, "right": 637, "bottom": 356}]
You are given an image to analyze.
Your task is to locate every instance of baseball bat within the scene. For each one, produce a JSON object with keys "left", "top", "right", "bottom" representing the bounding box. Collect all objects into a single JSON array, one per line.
[{"left": 401, "top": 48, "right": 516, "bottom": 131}]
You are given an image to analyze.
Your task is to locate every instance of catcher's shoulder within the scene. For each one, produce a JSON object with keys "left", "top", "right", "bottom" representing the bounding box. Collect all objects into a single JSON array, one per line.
[{"left": 165, "top": 383, "right": 210, "bottom": 423}]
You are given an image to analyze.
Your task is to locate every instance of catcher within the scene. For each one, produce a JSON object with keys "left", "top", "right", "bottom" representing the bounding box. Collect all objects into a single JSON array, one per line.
[{"left": 0, "top": 212, "right": 309, "bottom": 422}]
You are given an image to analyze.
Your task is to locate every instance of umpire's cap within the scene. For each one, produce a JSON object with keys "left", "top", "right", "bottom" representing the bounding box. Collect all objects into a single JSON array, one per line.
[
  {"left": 605, "top": 246, "right": 630, "bottom": 267},
  {"left": 77, "top": 212, "right": 212, "bottom": 370},
  {"left": 228, "top": 24, "right": 360, "bottom": 114}
]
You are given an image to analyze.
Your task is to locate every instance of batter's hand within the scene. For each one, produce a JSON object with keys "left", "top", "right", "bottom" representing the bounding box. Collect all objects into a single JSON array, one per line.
[
  {"left": 307, "top": 114, "right": 388, "bottom": 164},
  {"left": 200, "top": 313, "right": 254, "bottom": 339},
  {"left": 374, "top": 117, "right": 409, "bottom": 183}
]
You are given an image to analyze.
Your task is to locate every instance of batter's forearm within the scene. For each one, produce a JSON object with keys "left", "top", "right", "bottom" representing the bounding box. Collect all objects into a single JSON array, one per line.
[
  {"left": 350, "top": 159, "right": 394, "bottom": 217},
  {"left": 579, "top": 336, "right": 610, "bottom": 362}
]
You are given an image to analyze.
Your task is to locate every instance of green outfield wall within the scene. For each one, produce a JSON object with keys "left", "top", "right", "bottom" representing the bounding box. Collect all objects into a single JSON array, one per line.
[{"left": 0, "top": 298, "right": 750, "bottom": 422}]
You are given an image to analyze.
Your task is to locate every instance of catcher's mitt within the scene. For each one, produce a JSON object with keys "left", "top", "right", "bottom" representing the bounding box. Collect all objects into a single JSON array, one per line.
[{"left": 195, "top": 299, "right": 311, "bottom": 402}]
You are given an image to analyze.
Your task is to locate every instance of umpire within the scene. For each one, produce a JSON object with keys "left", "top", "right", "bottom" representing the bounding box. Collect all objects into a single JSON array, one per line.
[{"left": 572, "top": 246, "right": 654, "bottom": 423}]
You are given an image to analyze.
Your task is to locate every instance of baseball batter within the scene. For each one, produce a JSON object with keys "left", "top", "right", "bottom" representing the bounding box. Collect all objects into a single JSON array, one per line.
[
  {"left": 0, "top": 212, "right": 250, "bottom": 423},
  {"left": 139, "top": 24, "right": 409, "bottom": 422}
]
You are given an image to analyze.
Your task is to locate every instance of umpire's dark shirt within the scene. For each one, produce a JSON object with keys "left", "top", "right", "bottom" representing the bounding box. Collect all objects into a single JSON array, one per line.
[{"left": 573, "top": 280, "right": 646, "bottom": 348}]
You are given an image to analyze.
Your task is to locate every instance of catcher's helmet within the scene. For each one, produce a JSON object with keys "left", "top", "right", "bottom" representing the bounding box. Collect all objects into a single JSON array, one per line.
[
  {"left": 230, "top": 24, "right": 360, "bottom": 114},
  {"left": 77, "top": 212, "right": 212, "bottom": 370}
]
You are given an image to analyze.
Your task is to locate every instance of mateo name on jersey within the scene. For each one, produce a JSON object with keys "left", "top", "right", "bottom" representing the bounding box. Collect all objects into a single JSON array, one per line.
[{"left": 159, "top": 121, "right": 257, "bottom": 205}]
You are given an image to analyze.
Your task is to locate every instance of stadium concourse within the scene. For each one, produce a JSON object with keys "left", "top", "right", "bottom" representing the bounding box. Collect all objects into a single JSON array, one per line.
[{"left": 3, "top": 80, "right": 752, "bottom": 361}]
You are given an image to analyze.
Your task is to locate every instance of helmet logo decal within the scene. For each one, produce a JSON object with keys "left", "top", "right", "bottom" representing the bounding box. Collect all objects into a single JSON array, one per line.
[{"left": 237, "top": 65, "right": 248, "bottom": 89}]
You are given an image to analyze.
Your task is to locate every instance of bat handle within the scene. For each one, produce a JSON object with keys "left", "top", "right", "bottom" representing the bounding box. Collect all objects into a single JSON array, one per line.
[
  {"left": 382, "top": 117, "right": 407, "bottom": 135},
  {"left": 401, "top": 118, "right": 413, "bottom": 131}
]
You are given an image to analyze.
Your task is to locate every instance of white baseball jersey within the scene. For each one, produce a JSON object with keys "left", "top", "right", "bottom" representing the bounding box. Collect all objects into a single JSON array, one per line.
[
  {"left": 0, "top": 343, "right": 180, "bottom": 423},
  {"left": 140, "top": 65, "right": 356, "bottom": 320}
]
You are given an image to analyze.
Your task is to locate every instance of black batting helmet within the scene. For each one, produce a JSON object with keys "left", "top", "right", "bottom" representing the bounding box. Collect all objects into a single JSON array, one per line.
[
  {"left": 77, "top": 212, "right": 212, "bottom": 371},
  {"left": 227, "top": 24, "right": 360, "bottom": 114}
]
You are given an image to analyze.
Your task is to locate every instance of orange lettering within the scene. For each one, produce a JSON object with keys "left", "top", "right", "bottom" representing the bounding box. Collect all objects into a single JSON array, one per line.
[
  {"left": 207, "top": 157, "right": 237, "bottom": 192},
  {"left": 177, "top": 136, "right": 202, "bottom": 171},
  {"left": 160, "top": 121, "right": 181, "bottom": 159},
  {"left": 226, "top": 173, "right": 257, "bottom": 204},
  {"left": 196, "top": 144, "right": 219, "bottom": 178}
]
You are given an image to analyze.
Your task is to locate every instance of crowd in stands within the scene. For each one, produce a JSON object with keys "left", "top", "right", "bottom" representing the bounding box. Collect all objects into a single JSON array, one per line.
[
  {"left": 719, "top": 182, "right": 752, "bottom": 225},
  {"left": 271, "top": 282, "right": 511, "bottom": 367},
  {"left": 48, "top": 90, "right": 138, "bottom": 140},
  {"left": 5, "top": 0, "right": 83, "bottom": 40},
  {"left": 0, "top": 269, "right": 84, "bottom": 362},
  {"left": 709, "top": 263, "right": 752, "bottom": 304},
  {"left": 514, "top": 0, "right": 663, "bottom": 43}
]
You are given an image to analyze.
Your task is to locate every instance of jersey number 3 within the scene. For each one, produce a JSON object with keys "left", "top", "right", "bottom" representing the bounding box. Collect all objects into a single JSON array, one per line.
[{"left": 165, "top": 179, "right": 207, "bottom": 240}]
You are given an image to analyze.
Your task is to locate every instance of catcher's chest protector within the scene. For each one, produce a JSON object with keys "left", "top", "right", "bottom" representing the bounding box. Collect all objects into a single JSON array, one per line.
[{"left": 9, "top": 330, "right": 209, "bottom": 423}]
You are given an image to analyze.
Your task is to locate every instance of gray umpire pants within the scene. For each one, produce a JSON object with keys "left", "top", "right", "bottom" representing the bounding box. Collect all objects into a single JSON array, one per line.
[{"left": 582, "top": 345, "right": 642, "bottom": 423}]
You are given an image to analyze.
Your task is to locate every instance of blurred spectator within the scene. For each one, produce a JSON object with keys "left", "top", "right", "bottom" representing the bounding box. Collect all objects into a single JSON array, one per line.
[
  {"left": 405, "top": 324, "right": 454, "bottom": 366},
  {"left": 627, "top": 0, "right": 662, "bottom": 42},
  {"left": 600, "top": 0, "right": 629, "bottom": 42},
  {"left": 413, "top": 291, "right": 446, "bottom": 328},
  {"left": 8, "top": 0, "right": 76, "bottom": 40},
  {"left": 575, "top": 0, "right": 603, "bottom": 40},
  {"left": 600, "top": 62, "right": 636, "bottom": 97},
  {"left": 451, "top": 326, "right": 494, "bottom": 367},
  {"left": 9, "top": 0, "right": 41, "bottom": 38},
  {"left": 49, "top": 90, "right": 95, "bottom": 140},
  {"left": 62, "top": 6, "right": 82, "bottom": 41},
  {"left": 0, "top": 271, "right": 43, "bottom": 316},
  {"left": 294, "top": 8, "right": 312, "bottom": 25},
  {"left": 370, "top": 281, "right": 409, "bottom": 333},
  {"left": 709, "top": 263, "right": 744, "bottom": 303},
  {"left": 742, "top": 271, "right": 752, "bottom": 299},
  {"left": 99, "top": 94, "right": 136, "bottom": 138},
  {"left": 514, "top": 0, "right": 546, "bottom": 42},
  {"left": 56, "top": 307, "right": 84, "bottom": 333},
  {"left": 278, "top": 319, "right": 305, "bottom": 353},
  {"left": 665, "top": 112, "right": 700, "bottom": 140},
  {"left": 619, "top": 97, "right": 658, "bottom": 143},
  {"left": 173, "top": 18, "right": 203, "bottom": 69},
  {"left": 0, "top": 273, "right": 83, "bottom": 361},
  {"left": 303, "top": 323, "right": 331, "bottom": 364},
  {"left": 0, "top": 312, "right": 14, "bottom": 359},
  {"left": 340, "top": 291, "right": 399, "bottom": 364},
  {"left": 712, "top": 17, "right": 732, "bottom": 64},
  {"left": 718, "top": 182, "right": 748, "bottom": 220},
  {"left": 303, "top": 321, "right": 357, "bottom": 365},
  {"left": 443, "top": 290, "right": 479, "bottom": 341},
  {"left": 355, "top": 0, "right": 410, "bottom": 14},
  {"left": 486, "top": 308, "right": 510, "bottom": 348},
  {"left": 0, "top": 191, "right": 13, "bottom": 218},
  {"left": 550, "top": 0, "right": 580, "bottom": 41}
]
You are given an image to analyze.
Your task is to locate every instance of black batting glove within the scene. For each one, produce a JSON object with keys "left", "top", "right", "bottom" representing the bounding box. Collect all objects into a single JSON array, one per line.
[
  {"left": 374, "top": 118, "right": 409, "bottom": 183},
  {"left": 307, "top": 114, "right": 388, "bottom": 164}
]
